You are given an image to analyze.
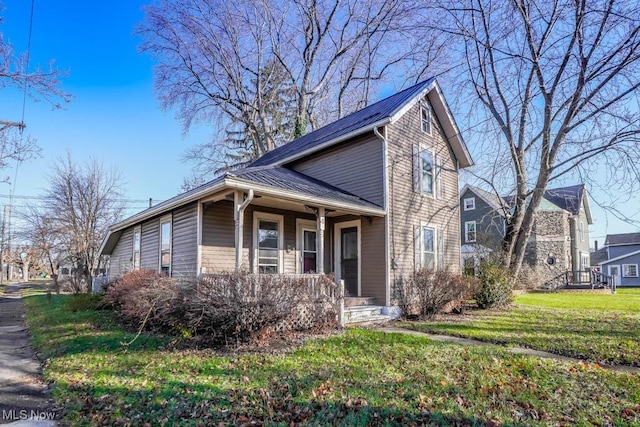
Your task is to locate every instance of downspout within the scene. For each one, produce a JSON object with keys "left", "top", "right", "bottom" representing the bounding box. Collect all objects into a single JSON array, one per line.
[
  {"left": 235, "top": 189, "right": 254, "bottom": 271},
  {"left": 374, "top": 126, "right": 392, "bottom": 307}
]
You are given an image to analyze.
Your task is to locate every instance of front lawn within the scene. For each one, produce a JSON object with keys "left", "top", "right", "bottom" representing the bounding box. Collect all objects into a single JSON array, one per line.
[
  {"left": 24, "top": 294, "right": 640, "bottom": 426},
  {"left": 402, "top": 289, "right": 640, "bottom": 366}
]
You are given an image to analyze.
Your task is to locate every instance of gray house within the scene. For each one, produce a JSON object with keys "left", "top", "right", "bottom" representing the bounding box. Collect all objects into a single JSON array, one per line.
[
  {"left": 459, "top": 184, "right": 593, "bottom": 285},
  {"left": 597, "top": 233, "right": 640, "bottom": 287},
  {"left": 98, "top": 79, "right": 474, "bottom": 317}
]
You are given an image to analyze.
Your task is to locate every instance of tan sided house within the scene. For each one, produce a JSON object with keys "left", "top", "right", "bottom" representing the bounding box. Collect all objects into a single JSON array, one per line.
[{"left": 98, "top": 79, "right": 473, "bottom": 321}]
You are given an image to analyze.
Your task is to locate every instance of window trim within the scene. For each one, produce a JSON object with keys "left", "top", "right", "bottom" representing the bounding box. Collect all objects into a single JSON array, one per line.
[
  {"left": 465, "top": 221, "right": 477, "bottom": 243},
  {"left": 132, "top": 226, "right": 141, "bottom": 270},
  {"left": 253, "top": 212, "right": 284, "bottom": 274},
  {"left": 415, "top": 144, "right": 441, "bottom": 198},
  {"left": 622, "top": 263, "right": 638, "bottom": 278},
  {"left": 579, "top": 221, "right": 585, "bottom": 242},
  {"left": 420, "top": 101, "right": 432, "bottom": 135},
  {"left": 159, "top": 215, "right": 172, "bottom": 276},
  {"left": 296, "top": 219, "right": 317, "bottom": 274},
  {"left": 463, "top": 197, "right": 476, "bottom": 211},
  {"left": 418, "top": 222, "right": 439, "bottom": 270}
]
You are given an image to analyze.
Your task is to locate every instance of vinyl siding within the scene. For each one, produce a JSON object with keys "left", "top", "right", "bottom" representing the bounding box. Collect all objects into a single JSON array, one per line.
[
  {"left": 601, "top": 252, "right": 640, "bottom": 286},
  {"left": 291, "top": 134, "right": 384, "bottom": 207},
  {"left": 109, "top": 229, "right": 133, "bottom": 279},
  {"left": 172, "top": 203, "right": 198, "bottom": 276},
  {"left": 609, "top": 244, "right": 640, "bottom": 259},
  {"left": 386, "top": 95, "right": 461, "bottom": 303},
  {"left": 459, "top": 188, "right": 505, "bottom": 249},
  {"left": 361, "top": 216, "right": 387, "bottom": 304},
  {"left": 140, "top": 218, "right": 159, "bottom": 271}
]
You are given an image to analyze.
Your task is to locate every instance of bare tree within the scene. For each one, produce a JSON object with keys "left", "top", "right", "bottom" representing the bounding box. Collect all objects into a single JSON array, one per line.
[
  {"left": 435, "top": 0, "right": 640, "bottom": 276},
  {"left": 137, "top": 0, "right": 422, "bottom": 176},
  {"left": 45, "top": 155, "right": 124, "bottom": 292}
]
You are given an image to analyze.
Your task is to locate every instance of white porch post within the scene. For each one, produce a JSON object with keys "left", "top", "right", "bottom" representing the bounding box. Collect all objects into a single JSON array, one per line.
[
  {"left": 234, "top": 189, "right": 254, "bottom": 271},
  {"left": 316, "top": 207, "right": 325, "bottom": 274}
]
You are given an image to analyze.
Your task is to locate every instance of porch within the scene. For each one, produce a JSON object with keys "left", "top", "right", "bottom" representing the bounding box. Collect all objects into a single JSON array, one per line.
[{"left": 564, "top": 270, "right": 616, "bottom": 293}]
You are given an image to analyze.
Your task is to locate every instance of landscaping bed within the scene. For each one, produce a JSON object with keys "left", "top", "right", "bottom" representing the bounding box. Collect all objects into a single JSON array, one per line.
[{"left": 24, "top": 293, "right": 640, "bottom": 426}]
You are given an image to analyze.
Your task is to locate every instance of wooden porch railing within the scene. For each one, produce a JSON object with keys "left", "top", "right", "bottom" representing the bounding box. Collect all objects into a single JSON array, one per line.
[
  {"left": 564, "top": 270, "right": 616, "bottom": 293},
  {"left": 199, "top": 273, "right": 339, "bottom": 299}
]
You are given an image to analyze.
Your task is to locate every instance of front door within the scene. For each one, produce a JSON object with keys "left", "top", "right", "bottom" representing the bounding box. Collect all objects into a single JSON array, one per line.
[{"left": 341, "top": 227, "right": 358, "bottom": 296}]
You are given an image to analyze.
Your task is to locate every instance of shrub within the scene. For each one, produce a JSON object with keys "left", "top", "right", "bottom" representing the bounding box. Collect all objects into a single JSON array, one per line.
[
  {"left": 398, "top": 269, "right": 472, "bottom": 319},
  {"left": 475, "top": 263, "right": 513, "bottom": 309}
]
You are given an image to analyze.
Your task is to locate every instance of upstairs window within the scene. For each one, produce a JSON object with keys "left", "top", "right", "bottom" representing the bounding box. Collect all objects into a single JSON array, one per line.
[
  {"left": 464, "top": 197, "right": 476, "bottom": 210},
  {"left": 465, "top": 221, "right": 476, "bottom": 243},
  {"left": 132, "top": 226, "right": 141, "bottom": 270},
  {"left": 414, "top": 145, "right": 443, "bottom": 198},
  {"left": 420, "top": 101, "right": 432, "bottom": 135},
  {"left": 579, "top": 221, "right": 585, "bottom": 241}
]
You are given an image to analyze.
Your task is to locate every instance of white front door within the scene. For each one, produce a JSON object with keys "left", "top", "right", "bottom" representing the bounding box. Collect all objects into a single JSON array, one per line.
[{"left": 609, "top": 265, "right": 621, "bottom": 287}]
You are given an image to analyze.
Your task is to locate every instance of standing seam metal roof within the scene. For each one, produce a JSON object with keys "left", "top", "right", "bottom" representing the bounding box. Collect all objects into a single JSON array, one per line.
[{"left": 250, "top": 78, "right": 435, "bottom": 167}]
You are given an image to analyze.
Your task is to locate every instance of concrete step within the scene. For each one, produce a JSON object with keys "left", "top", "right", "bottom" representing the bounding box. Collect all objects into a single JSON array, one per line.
[
  {"left": 344, "top": 296, "right": 377, "bottom": 307},
  {"left": 344, "top": 305, "right": 396, "bottom": 325}
]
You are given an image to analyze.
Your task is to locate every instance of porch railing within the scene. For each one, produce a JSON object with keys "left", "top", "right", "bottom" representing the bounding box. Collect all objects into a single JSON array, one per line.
[
  {"left": 564, "top": 270, "right": 615, "bottom": 293},
  {"left": 199, "top": 273, "right": 338, "bottom": 299}
]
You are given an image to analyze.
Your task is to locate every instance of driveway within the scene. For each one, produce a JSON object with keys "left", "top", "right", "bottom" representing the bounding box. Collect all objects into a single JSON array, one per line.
[{"left": 0, "top": 284, "right": 57, "bottom": 426}]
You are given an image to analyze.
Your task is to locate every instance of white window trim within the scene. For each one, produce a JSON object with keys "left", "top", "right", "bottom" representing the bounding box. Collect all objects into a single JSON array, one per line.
[
  {"left": 253, "top": 212, "right": 284, "bottom": 274},
  {"left": 463, "top": 197, "right": 476, "bottom": 211},
  {"left": 420, "top": 101, "right": 432, "bottom": 135},
  {"left": 296, "top": 219, "right": 317, "bottom": 274},
  {"left": 159, "top": 215, "right": 172, "bottom": 275},
  {"left": 415, "top": 144, "right": 441, "bottom": 198},
  {"left": 132, "top": 226, "right": 141, "bottom": 270},
  {"left": 418, "top": 221, "right": 439, "bottom": 270},
  {"left": 334, "top": 219, "right": 361, "bottom": 297},
  {"left": 622, "top": 263, "right": 638, "bottom": 278},
  {"left": 465, "top": 221, "right": 476, "bottom": 243},
  {"left": 579, "top": 221, "right": 585, "bottom": 242}
]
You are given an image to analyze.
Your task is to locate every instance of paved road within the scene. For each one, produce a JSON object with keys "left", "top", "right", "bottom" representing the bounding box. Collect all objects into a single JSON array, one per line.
[{"left": 0, "top": 284, "right": 57, "bottom": 426}]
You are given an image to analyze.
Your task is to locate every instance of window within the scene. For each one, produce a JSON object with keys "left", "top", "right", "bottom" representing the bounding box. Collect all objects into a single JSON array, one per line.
[
  {"left": 623, "top": 264, "right": 638, "bottom": 278},
  {"left": 302, "top": 229, "right": 317, "bottom": 273},
  {"left": 581, "top": 254, "right": 589, "bottom": 270},
  {"left": 579, "top": 221, "right": 585, "bottom": 241},
  {"left": 422, "top": 226, "right": 435, "bottom": 269},
  {"left": 160, "top": 218, "right": 171, "bottom": 275},
  {"left": 464, "top": 197, "right": 476, "bottom": 211},
  {"left": 414, "top": 145, "right": 443, "bottom": 198},
  {"left": 465, "top": 221, "right": 476, "bottom": 243},
  {"left": 420, "top": 101, "right": 432, "bottom": 135},
  {"left": 254, "top": 212, "right": 283, "bottom": 274},
  {"left": 132, "top": 226, "right": 141, "bottom": 270}
]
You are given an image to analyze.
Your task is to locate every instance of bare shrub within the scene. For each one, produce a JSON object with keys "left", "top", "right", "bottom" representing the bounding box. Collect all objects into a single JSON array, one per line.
[
  {"left": 398, "top": 269, "right": 472, "bottom": 319},
  {"left": 185, "top": 273, "right": 338, "bottom": 345}
]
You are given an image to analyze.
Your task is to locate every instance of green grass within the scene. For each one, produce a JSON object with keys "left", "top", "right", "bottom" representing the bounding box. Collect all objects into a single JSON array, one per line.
[
  {"left": 24, "top": 294, "right": 640, "bottom": 426},
  {"left": 402, "top": 289, "right": 640, "bottom": 366}
]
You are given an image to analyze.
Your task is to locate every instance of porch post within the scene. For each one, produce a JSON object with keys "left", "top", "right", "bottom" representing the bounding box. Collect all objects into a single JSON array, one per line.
[
  {"left": 316, "top": 207, "right": 325, "bottom": 274},
  {"left": 234, "top": 189, "right": 254, "bottom": 271}
]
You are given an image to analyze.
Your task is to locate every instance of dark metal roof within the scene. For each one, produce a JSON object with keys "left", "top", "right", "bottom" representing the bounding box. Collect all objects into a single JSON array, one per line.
[
  {"left": 250, "top": 78, "right": 435, "bottom": 167},
  {"left": 605, "top": 232, "right": 640, "bottom": 246},
  {"left": 500, "top": 184, "right": 585, "bottom": 215},
  {"left": 232, "top": 166, "right": 382, "bottom": 210},
  {"left": 590, "top": 247, "right": 608, "bottom": 265}
]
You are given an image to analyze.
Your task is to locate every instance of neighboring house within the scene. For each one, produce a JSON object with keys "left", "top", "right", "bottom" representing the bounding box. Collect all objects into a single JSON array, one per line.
[
  {"left": 596, "top": 233, "right": 640, "bottom": 287},
  {"left": 459, "top": 184, "right": 593, "bottom": 285},
  {"left": 98, "top": 78, "right": 473, "bottom": 315}
]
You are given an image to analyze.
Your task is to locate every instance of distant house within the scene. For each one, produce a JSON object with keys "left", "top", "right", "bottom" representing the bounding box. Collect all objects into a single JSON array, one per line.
[
  {"left": 459, "top": 184, "right": 593, "bottom": 285},
  {"left": 98, "top": 78, "right": 474, "bottom": 321},
  {"left": 596, "top": 233, "right": 640, "bottom": 287}
]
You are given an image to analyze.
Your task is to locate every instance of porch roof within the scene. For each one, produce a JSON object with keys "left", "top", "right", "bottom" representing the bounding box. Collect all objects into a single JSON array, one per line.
[{"left": 99, "top": 166, "right": 384, "bottom": 256}]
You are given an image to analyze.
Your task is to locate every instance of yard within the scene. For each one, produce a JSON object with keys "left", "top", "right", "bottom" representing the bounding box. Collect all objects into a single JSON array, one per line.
[
  {"left": 24, "top": 292, "right": 640, "bottom": 426},
  {"left": 401, "top": 288, "right": 640, "bottom": 366}
]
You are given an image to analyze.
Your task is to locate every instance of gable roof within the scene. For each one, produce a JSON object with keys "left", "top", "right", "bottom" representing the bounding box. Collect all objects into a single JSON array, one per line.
[
  {"left": 251, "top": 78, "right": 473, "bottom": 168},
  {"left": 460, "top": 184, "right": 508, "bottom": 214},
  {"left": 604, "top": 232, "right": 640, "bottom": 247},
  {"left": 599, "top": 248, "right": 640, "bottom": 265}
]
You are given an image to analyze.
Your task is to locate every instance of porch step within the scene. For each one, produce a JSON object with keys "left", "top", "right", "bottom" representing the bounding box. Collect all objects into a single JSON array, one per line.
[
  {"left": 344, "top": 305, "right": 396, "bottom": 325},
  {"left": 344, "top": 296, "right": 377, "bottom": 307}
]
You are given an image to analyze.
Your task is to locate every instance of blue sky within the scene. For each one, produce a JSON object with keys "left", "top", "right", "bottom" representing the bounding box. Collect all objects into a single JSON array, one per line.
[{"left": 0, "top": 0, "right": 637, "bottom": 245}]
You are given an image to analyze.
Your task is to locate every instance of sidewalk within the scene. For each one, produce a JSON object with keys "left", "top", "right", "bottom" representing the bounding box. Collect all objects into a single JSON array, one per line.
[
  {"left": 0, "top": 284, "right": 57, "bottom": 426},
  {"left": 375, "top": 326, "right": 640, "bottom": 375}
]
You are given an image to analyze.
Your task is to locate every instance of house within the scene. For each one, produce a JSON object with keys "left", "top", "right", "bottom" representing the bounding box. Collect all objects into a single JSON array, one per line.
[
  {"left": 459, "top": 184, "right": 593, "bottom": 286},
  {"left": 596, "top": 233, "right": 640, "bottom": 287},
  {"left": 98, "top": 78, "right": 473, "bottom": 319}
]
